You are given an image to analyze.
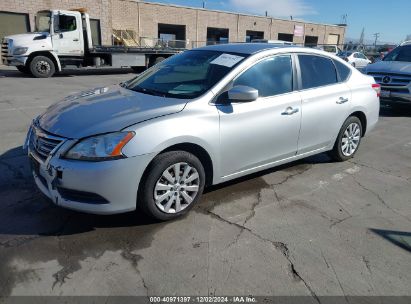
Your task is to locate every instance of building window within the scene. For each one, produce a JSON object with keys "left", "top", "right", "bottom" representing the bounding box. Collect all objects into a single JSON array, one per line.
[
  {"left": 304, "top": 36, "right": 318, "bottom": 47},
  {"left": 207, "top": 27, "right": 229, "bottom": 45},
  {"left": 158, "top": 23, "right": 186, "bottom": 48},
  {"left": 278, "top": 33, "right": 294, "bottom": 42},
  {"left": 246, "top": 30, "right": 264, "bottom": 42}
]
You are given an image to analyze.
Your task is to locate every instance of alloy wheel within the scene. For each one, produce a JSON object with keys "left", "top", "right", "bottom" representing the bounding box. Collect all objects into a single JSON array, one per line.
[
  {"left": 341, "top": 122, "right": 361, "bottom": 156},
  {"left": 154, "top": 162, "right": 200, "bottom": 213}
]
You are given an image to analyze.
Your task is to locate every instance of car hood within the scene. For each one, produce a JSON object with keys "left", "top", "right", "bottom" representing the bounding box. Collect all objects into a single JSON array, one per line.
[
  {"left": 366, "top": 60, "right": 411, "bottom": 74},
  {"left": 38, "top": 85, "right": 188, "bottom": 138}
]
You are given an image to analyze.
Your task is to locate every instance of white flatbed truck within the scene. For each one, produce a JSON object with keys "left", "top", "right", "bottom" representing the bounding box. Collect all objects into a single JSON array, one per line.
[{"left": 1, "top": 9, "right": 183, "bottom": 77}]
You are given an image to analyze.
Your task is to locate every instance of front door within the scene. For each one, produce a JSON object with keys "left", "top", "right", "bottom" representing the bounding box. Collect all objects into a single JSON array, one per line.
[
  {"left": 217, "top": 55, "right": 302, "bottom": 178},
  {"left": 52, "top": 12, "right": 83, "bottom": 56}
]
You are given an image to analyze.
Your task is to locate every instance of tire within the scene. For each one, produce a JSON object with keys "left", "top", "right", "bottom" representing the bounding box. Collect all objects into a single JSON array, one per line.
[
  {"left": 329, "top": 116, "right": 363, "bottom": 162},
  {"left": 138, "top": 151, "right": 205, "bottom": 221},
  {"left": 29, "top": 55, "right": 55, "bottom": 78},
  {"left": 148, "top": 56, "right": 166, "bottom": 68},
  {"left": 16, "top": 65, "right": 31, "bottom": 74},
  {"left": 351, "top": 62, "right": 356, "bottom": 68}
]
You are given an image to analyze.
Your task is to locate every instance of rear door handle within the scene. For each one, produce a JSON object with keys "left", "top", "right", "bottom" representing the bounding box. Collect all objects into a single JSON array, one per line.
[
  {"left": 73, "top": 38, "right": 79, "bottom": 41},
  {"left": 281, "top": 107, "right": 299, "bottom": 115},
  {"left": 336, "top": 97, "right": 349, "bottom": 104}
]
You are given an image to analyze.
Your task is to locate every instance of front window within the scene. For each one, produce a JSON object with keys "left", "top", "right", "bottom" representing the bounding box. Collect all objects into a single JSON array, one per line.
[
  {"left": 383, "top": 45, "right": 411, "bottom": 62},
  {"left": 54, "top": 14, "right": 77, "bottom": 32},
  {"left": 125, "top": 50, "right": 248, "bottom": 99},
  {"left": 233, "top": 55, "right": 293, "bottom": 97},
  {"left": 35, "top": 11, "right": 51, "bottom": 32}
]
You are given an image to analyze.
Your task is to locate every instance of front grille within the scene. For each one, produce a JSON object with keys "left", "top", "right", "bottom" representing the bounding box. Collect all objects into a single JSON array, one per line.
[
  {"left": 1, "top": 39, "right": 9, "bottom": 60},
  {"left": 368, "top": 72, "right": 411, "bottom": 87},
  {"left": 29, "top": 126, "right": 65, "bottom": 162}
]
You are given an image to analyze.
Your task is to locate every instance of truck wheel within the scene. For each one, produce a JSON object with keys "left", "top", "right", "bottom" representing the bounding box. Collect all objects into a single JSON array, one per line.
[
  {"left": 16, "top": 65, "right": 31, "bottom": 75},
  {"left": 148, "top": 56, "right": 166, "bottom": 68},
  {"left": 29, "top": 56, "right": 55, "bottom": 78}
]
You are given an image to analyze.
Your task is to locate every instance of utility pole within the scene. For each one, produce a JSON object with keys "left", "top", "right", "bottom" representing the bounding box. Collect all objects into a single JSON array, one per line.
[{"left": 373, "top": 32, "right": 380, "bottom": 47}]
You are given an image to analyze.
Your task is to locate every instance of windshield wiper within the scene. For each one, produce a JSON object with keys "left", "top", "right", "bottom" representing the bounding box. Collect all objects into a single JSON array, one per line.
[{"left": 131, "top": 86, "right": 170, "bottom": 97}]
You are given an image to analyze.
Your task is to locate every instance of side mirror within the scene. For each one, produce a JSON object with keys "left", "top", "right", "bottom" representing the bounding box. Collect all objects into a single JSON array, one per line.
[{"left": 227, "top": 85, "right": 258, "bottom": 102}]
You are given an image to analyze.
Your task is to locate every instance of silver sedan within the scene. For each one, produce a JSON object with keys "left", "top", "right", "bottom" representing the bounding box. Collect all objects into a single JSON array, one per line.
[{"left": 25, "top": 43, "right": 380, "bottom": 220}]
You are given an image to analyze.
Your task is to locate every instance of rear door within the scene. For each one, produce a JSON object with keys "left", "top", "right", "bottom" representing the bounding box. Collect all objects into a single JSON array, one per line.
[{"left": 296, "top": 54, "right": 352, "bottom": 154}]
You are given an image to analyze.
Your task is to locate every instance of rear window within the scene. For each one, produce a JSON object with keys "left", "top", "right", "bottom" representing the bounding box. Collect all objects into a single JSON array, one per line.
[
  {"left": 298, "top": 55, "right": 338, "bottom": 89},
  {"left": 333, "top": 59, "right": 351, "bottom": 81}
]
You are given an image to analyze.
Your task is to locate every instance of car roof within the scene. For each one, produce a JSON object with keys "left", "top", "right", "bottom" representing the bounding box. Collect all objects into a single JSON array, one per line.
[{"left": 194, "top": 43, "right": 294, "bottom": 55}]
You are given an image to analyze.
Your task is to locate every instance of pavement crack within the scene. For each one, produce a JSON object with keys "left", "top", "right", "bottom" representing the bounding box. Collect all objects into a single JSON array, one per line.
[
  {"left": 121, "top": 243, "right": 149, "bottom": 296},
  {"left": 329, "top": 215, "right": 353, "bottom": 229},
  {"left": 362, "top": 256, "right": 372, "bottom": 273},
  {"left": 329, "top": 262, "right": 348, "bottom": 302},
  {"left": 199, "top": 207, "right": 319, "bottom": 302},
  {"left": 273, "top": 164, "right": 313, "bottom": 187},
  {"left": 352, "top": 175, "right": 411, "bottom": 223},
  {"left": 348, "top": 160, "right": 409, "bottom": 183}
]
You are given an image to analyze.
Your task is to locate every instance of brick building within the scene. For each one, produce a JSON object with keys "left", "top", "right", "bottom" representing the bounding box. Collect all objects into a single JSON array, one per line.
[{"left": 0, "top": 0, "right": 346, "bottom": 48}]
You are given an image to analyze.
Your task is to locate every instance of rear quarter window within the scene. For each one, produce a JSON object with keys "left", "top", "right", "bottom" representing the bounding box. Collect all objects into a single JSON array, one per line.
[{"left": 333, "top": 59, "right": 352, "bottom": 82}]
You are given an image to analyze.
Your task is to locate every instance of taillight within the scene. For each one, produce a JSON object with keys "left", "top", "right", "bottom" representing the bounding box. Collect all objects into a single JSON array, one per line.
[{"left": 372, "top": 83, "right": 381, "bottom": 97}]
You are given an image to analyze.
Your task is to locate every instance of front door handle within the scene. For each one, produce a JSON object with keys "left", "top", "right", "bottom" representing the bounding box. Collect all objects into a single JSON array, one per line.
[
  {"left": 336, "top": 97, "right": 349, "bottom": 104},
  {"left": 73, "top": 38, "right": 79, "bottom": 41},
  {"left": 281, "top": 107, "right": 299, "bottom": 115}
]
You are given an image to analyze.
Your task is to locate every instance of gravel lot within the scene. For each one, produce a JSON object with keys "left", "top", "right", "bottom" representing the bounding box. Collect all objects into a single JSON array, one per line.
[{"left": 0, "top": 65, "right": 410, "bottom": 298}]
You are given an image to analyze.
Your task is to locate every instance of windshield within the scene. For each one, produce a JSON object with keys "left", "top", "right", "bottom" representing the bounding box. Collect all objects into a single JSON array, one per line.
[
  {"left": 383, "top": 45, "right": 411, "bottom": 62},
  {"left": 35, "top": 11, "right": 51, "bottom": 32},
  {"left": 125, "top": 50, "right": 248, "bottom": 99}
]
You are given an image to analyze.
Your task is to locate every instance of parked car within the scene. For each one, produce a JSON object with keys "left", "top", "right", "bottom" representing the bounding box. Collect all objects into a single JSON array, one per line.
[
  {"left": 251, "top": 39, "right": 294, "bottom": 45},
  {"left": 316, "top": 45, "right": 342, "bottom": 55},
  {"left": 338, "top": 51, "right": 371, "bottom": 68},
  {"left": 365, "top": 41, "right": 411, "bottom": 105},
  {"left": 25, "top": 44, "right": 380, "bottom": 220}
]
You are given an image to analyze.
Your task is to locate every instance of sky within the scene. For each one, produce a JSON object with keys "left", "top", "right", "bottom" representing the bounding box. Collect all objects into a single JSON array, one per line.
[{"left": 144, "top": 0, "right": 411, "bottom": 44}]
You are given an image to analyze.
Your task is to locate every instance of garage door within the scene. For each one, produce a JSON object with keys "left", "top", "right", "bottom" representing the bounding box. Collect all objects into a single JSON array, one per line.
[
  {"left": 0, "top": 11, "right": 30, "bottom": 41},
  {"left": 327, "top": 34, "right": 340, "bottom": 45}
]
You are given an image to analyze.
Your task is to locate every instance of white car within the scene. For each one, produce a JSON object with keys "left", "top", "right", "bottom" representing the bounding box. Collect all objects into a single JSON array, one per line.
[{"left": 338, "top": 51, "right": 371, "bottom": 68}]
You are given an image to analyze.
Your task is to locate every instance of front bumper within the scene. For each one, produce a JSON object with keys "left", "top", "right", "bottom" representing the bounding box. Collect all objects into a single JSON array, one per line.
[
  {"left": 2, "top": 55, "right": 28, "bottom": 66},
  {"left": 28, "top": 140, "right": 155, "bottom": 215}
]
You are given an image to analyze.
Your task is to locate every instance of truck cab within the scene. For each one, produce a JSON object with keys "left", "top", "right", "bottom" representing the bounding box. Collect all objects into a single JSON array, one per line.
[{"left": 1, "top": 9, "right": 181, "bottom": 77}]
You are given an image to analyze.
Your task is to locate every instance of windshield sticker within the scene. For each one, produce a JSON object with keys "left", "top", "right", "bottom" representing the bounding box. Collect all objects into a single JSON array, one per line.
[{"left": 210, "top": 54, "right": 244, "bottom": 67}]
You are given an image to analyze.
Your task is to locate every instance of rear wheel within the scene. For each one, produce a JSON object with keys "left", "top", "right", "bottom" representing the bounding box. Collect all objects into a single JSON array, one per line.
[
  {"left": 29, "top": 55, "right": 55, "bottom": 78},
  {"left": 138, "top": 151, "right": 205, "bottom": 221},
  {"left": 329, "top": 116, "right": 362, "bottom": 162}
]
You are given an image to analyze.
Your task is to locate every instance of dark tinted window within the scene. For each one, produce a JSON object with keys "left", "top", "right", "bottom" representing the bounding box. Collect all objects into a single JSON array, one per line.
[
  {"left": 383, "top": 45, "right": 411, "bottom": 62},
  {"left": 333, "top": 59, "right": 351, "bottom": 81},
  {"left": 233, "top": 55, "right": 293, "bottom": 97},
  {"left": 298, "top": 55, "right": 337, "bottom": 89}
]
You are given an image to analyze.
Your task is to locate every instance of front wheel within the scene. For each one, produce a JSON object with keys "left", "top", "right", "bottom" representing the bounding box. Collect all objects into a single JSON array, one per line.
[
  {"left": 29, "top": 55, "right": 56, "bottom": 78},
  {"left": 329, "top": 116, "right": 362, "bottom": 162},
  {"left": 138, "top": 151, "right": 205, "bottom": 221}
]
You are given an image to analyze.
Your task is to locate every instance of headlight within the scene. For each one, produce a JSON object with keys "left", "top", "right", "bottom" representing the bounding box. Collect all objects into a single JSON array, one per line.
[
  {"left": 13, "top": 47, "right": 28, "bottom": 55},
  {"left": 65, "top": 132, "right": 135, "bottom": 161}
]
